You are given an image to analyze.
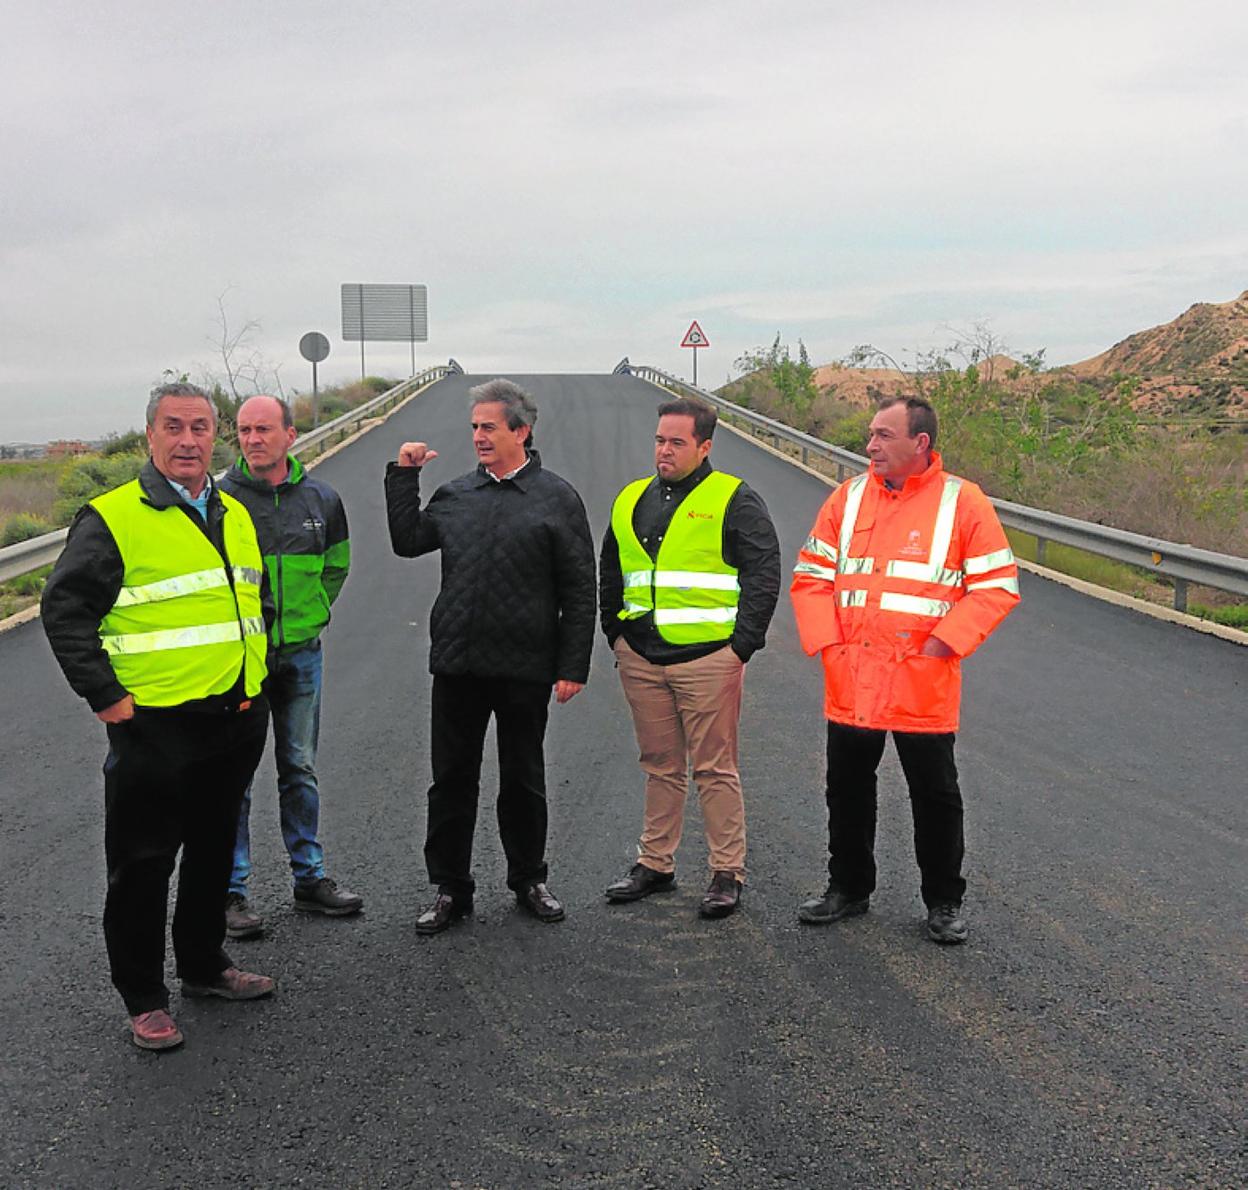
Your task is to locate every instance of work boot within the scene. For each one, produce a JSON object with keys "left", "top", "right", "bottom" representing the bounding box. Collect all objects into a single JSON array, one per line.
[
  {"left": 926, "top": 903, "right": 968, "bottom": 944},
  {"left": 798, "top": 884, "right": 869, "bottom": 925},
  {"left": 293, "top": 877, "right": 364, "bottom": 916},
  {"left": 225, "top": 892, "right": 264, "bottom": 940}
]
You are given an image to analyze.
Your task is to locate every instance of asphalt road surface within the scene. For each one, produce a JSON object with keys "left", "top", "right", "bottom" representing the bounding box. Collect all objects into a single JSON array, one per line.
[{"left": 1, "top": 374, "right": 1244, "bottom": 1188}]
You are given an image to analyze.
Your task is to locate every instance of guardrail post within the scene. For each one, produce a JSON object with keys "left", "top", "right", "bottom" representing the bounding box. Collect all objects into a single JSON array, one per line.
[
  {"left": 1035, "top": 537, "right": 1047, "bottom": 566},
  {"left": 801, "top": 445, "right": 808, "bottom": 466},
  {"left": 1173, "top": 577, "right": 1188, "bottom": 613}
]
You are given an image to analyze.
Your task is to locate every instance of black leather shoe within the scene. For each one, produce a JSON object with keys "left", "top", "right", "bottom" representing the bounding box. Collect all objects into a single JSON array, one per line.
[
  {"left": 926, "top": 902, "right": 968, "bottom": 944},
  {"left": 798, "top": 885, "right": 869, "bottom": 924},
  {"left": 415, "top": 892, "right": 472, "bottom": 935},
  {"left": 605, "top": 863, "right": 676, "bottom": 902},
  {"left": 517, "top": 882, "right": 565, "bottom": 923},
  {"left": 699, "top": 871, "right": 742, "bottom": 919}
]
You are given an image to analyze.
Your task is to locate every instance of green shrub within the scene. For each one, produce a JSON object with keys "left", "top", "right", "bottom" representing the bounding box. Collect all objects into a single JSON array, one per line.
[
  {"left": 8, "top": 572, "right": 46, "bottom": 596},
  {"left": 1190, "top": 603, "right": 1248, "bottom": 629},
  {"left": 100, "top": 429, "right": 147, "bottom": 456},
  {"left": 53, "top": 452, "right": 147, "bottom": 524},
  {"left": 1, "top": 513, "right": 55, "bottom": 546}
]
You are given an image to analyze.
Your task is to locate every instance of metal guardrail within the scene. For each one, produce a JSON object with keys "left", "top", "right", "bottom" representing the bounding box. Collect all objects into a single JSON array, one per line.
[
  {"left": 626, "top": 363, "right": 1248, "bottom": 611},
  {"left": 0, "top": 364, "right": 459, "bottom": 586}
]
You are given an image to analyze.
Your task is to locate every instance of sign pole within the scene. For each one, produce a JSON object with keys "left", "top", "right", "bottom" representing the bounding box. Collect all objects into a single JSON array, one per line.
[
  {"left": 299, "top": 332, "right": 331, "bottom": 432},
  {"left": 680, "top": 320, "right": 710, "bottom": 390}
]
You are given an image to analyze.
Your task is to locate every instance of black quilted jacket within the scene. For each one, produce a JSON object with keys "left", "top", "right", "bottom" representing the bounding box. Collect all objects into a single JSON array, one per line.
[{"left": 385, "top": 451, "right": 595, "bottom": 684}]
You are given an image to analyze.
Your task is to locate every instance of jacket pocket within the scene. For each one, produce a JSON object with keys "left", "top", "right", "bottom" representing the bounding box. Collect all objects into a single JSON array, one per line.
[
  {"left": 883, "top": 653, "right": 958, "bottom": 726},
  {"left": 820, "top": 643, "right": 857, "bottom": 717}
]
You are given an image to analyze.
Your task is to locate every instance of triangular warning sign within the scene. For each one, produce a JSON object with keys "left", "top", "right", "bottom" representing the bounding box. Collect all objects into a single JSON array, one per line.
[{"left": 681, "top": 320, "right": 709, "bottom": 348}]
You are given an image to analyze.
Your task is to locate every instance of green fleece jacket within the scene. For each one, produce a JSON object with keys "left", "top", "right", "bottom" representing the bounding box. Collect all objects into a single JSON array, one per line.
[{"left": 220, "top": 455, "right": 350, "bottom": 649}]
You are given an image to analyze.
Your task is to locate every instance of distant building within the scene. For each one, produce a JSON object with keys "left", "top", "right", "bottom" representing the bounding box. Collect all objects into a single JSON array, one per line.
[{"left": 46, "top": 440, "right": 91, "bottom": 459}]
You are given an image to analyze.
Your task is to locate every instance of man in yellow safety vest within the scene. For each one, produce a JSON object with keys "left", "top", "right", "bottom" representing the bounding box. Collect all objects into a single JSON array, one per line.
[
  {"left": 42, "top": 382, "right": 277, "bottom": 1051},
  {"left": 600, "top": 397, "right": 780, "bottom": 918}
]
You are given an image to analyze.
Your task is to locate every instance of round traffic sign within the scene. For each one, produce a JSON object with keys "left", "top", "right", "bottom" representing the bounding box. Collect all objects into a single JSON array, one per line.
[{"left": 299, "top": 331, "right": 331, "bottom": 363}]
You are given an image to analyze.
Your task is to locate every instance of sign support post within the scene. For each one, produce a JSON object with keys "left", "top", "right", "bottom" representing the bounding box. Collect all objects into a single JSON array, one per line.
[
  {"left": 299, "top": 332, "right": 331, "bottom": 430},
  {"left": 341, "top": 283, "right": 429, "bottom": 383},
  {"left": 681, "top": 320, "right": 709, "bottom": 388}
]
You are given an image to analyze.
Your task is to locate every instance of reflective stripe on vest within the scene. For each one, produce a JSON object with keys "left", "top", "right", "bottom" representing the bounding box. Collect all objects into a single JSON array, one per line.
[
  {"left": 838, "top": 474, "right": 966, "bottom": 617},
  {"left": 612, "top": 471, "right": 743, "bottom": 645},
  {"left": 92, "top": 480, "right": 268, "bottom": 707}
]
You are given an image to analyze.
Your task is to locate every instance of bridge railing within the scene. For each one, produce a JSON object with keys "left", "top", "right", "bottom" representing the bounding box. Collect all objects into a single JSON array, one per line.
[
  {"left": 625, "top": 363, "right": 1248, "bottom": 611},
  {"left": 0, "top": 363, "right": 460, "bottom": 585}
]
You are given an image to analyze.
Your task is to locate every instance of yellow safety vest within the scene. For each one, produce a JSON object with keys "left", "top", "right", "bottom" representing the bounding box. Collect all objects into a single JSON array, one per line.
[
  {"left": 91, "top": 480, "right": 268, "bottom": 707},
  {"left": 612, "top": 471, "right": 742, "bottom": 645}
]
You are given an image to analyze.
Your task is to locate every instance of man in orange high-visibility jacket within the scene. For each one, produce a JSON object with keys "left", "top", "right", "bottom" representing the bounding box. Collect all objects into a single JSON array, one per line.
[{"left": 790, "top": 395, "right": 1019, "bottom": 943}]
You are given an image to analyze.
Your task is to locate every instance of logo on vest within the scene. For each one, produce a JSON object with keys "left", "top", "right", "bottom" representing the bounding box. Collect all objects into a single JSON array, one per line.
[
  {"left": 303, "top": 517, "right": 324, "bottom": 534},
  {"left": 900, "top": 529, "right": 925, "bottom": 557},
  {"left": 686, "top": 510, "right": 713, "bottom": 520}
]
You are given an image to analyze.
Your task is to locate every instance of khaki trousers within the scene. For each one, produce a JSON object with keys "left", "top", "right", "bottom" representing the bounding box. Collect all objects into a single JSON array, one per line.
[{"left": 614, "top": 637, "right": 747, "bottom": 880}]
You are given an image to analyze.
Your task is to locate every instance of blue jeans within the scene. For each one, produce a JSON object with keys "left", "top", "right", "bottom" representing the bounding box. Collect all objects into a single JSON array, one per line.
[{"left": 230, "top": 641, "right": 326, "bottom": 893}]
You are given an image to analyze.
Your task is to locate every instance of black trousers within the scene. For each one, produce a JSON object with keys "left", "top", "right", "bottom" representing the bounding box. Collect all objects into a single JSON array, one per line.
[
  {"left": 426, "top": 674, "right": 552, "bottom": 900},
  {"left": 824, "top": 721, "right": 966, "bottom": 908},
  {"left": 102, "top": 704, "right": 268, "bottom": 1014}
]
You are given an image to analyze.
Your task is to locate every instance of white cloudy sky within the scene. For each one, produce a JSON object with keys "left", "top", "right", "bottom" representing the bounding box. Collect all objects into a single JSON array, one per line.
[{"left": 3, "top": 0, "right": 1246, "bottom": 440}]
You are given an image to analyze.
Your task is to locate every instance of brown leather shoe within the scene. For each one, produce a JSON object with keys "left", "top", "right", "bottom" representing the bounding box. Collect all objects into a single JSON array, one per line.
[
  {"left": 415, "top": 891, "right": 473, "bottom": 935},
  {"left": 225, "top": 893, "right": 264, "bottom": 940},
  {"left": 699, "top": 871, "right": 742, "bottom": 919},
  {"left": 605, "top": 863, "right": 676, "bottom": 902},
  {"left": 182, "top": 967, "right": 276, "bottom": 1000},
  {"left": 130, "top": 1009, "right": 184, "bottom": 1051},
  {"left": 517, "top": 881, "right": 565, "bottom": 923}
]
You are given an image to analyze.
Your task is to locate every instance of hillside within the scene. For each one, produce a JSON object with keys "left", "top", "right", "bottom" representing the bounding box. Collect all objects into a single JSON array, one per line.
[
  {"left": 1065, "top": 289, "right": 1248, "bottom": 419},
  {"left": 789, "top": 290, "right": 1248, "bottom": 420},
  {"left": 1071, "top": 291, "right": 1248, "bottom": 378}
]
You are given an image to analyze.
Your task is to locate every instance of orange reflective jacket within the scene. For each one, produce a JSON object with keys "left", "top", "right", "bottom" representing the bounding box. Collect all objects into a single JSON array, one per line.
[{"left": 791, "top": 453, "right": 1020, "bottom": 733}]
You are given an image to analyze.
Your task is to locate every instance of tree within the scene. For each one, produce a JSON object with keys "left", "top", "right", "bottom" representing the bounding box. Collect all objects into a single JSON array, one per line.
[
  {"left": 733, "top": 334, "right": 818, "bottom": 415},
  {"left": 208, "top": 288, "right": 285, "bottom": 404}
]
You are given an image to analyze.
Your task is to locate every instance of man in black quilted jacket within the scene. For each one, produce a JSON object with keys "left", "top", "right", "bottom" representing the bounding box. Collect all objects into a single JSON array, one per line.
[{"left": 385, "top": 378, "right": 596, "bottom": 934}]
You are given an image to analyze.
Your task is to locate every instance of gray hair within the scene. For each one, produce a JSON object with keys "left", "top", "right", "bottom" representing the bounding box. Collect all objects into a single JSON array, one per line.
[
  {"left": 469, "top": 378, "right": 537, "bottom": 445},
  {"left": 146, "top": 382, "right": 216, "bottom": 428}
]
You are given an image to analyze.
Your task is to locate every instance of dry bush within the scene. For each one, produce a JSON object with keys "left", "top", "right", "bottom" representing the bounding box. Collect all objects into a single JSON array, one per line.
[
  {"left": 0, "top": 462, "right": 63, "bottom": 530},
  {"left": 1060, "top": 430, "right": 1248, "bottom": 557}
]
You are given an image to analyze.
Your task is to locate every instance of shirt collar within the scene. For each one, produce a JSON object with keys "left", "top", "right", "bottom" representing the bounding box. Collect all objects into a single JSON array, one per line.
[
  {"left": 484, "top": 455, "right": 530, "bottom": 483},
  {"left": 167, "top": 474, "right": 214, "bottom": 520}
]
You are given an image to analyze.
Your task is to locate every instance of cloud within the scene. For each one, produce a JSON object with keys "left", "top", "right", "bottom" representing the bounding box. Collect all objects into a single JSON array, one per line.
[{"left": 2, "top": 0, "right": 1247, "bottom": 439}]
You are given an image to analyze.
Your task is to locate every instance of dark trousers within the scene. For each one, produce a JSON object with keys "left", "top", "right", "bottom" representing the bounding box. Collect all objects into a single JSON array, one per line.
[
  {"left": 426, "top": 674, "right": 552, "bottom": 900},
  {"left": 825, "top": 721, "right": 966, "bottom": 908},
  {"left": 102, "top": 704, "right": 268, "bottom": 1014}
]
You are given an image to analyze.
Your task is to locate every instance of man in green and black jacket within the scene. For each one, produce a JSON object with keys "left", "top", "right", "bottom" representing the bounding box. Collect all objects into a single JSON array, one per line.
[{"left": 220, "top": 395, "right": 362, "bottom": 937}]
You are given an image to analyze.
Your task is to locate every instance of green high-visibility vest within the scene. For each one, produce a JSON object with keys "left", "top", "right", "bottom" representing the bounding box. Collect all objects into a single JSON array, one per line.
[
  {"left": 91, "top": 480, "right": 268, "bottom": 707},
  {"left": 612, "top": 471, "right": 742, "bottom": 645}
]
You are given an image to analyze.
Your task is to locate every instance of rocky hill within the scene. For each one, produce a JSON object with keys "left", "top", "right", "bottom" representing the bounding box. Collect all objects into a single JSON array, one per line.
[
  {"left": 1064, "top": 290, "right": 1248, "bottom": 420},
  {"left": 1071, "top": 291, "right": 1248, "bottom": 379},
  {"left": 794, "top": 291, "right": 1248, "bottom": 421}
]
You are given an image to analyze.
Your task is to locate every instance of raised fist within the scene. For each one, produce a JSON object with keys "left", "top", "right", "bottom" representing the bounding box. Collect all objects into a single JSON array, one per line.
[{"left": 398, "top": 442, "right": 438, "bottom": 467}]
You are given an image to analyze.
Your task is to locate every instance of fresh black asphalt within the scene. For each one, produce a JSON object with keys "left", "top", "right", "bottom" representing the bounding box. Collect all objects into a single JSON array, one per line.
[{"left": 1, "top": 374, "right": 1244, "bottom": 1187}]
